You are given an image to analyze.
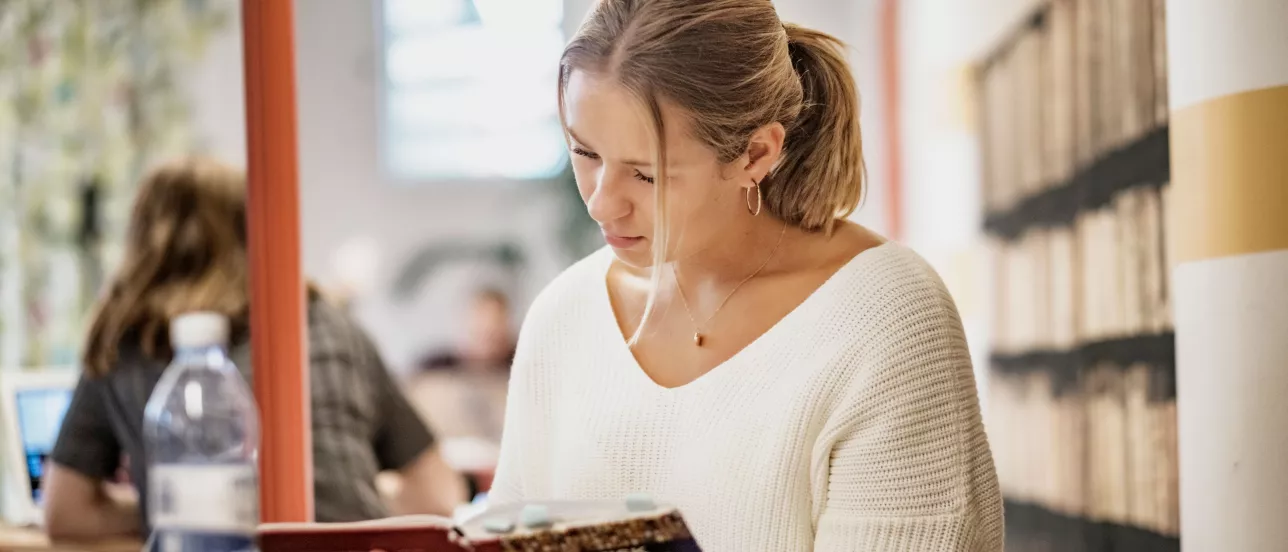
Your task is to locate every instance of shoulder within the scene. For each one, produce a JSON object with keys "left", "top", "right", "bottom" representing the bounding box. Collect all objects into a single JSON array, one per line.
[
  {"left": 305, "top": 296, "right": 381, "bottom": 362},
  {"left": 812, "top": 241, "right": 971, "bottom": 406},
  {"left": 816, "top": 242, "right": 977, "bottom": 419},
  {"left": 827, "top": 242, "right": 964, "bottom": 347},
  {"left": 520, "top": 246, "right": 613, "bottom": 330},
  {"left": 509, "top": 248, "right": 613, "bottom": 381}
]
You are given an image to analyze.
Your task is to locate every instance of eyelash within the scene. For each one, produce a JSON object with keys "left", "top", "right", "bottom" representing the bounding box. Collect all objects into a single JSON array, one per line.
[
  {"left": 571, "top": 147, "right": 599, "bottom": 160},
  {"left": 571, "top": 147, "right": 655, "bottom": 184}
]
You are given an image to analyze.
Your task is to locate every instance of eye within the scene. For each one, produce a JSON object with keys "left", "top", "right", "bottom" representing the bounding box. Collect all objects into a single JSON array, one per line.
[
  {"left": 632, "top": 170, "right": 655, "bottom": 184},
  {"left": 571, "top": 147, "right": 600, "bottom": 160}
]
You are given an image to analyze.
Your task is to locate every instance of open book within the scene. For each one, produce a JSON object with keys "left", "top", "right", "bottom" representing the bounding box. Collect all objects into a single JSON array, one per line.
[{"left": 258, "top": 497, "right": 702, "bottom": 552}]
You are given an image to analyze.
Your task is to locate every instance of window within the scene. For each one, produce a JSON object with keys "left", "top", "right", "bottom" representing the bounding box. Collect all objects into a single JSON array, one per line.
[{"left": 381, "top": 0, "right": 568, "bottom": 182}]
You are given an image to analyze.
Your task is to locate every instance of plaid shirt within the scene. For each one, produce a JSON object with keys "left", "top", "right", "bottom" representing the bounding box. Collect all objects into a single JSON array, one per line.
[{"left": 52, "top": 297, "right": 434, "bottom": 530}]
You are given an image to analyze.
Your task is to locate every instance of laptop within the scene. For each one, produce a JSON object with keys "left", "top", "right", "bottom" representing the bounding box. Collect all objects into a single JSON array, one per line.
[{"left": 0, "top": 368, "right": 77, "bottom": 526}]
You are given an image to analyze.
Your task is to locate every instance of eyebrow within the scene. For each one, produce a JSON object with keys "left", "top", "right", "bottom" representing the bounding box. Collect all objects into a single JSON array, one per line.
[{"left": 566, "top": 127, "right": 653, "bottom": 167}]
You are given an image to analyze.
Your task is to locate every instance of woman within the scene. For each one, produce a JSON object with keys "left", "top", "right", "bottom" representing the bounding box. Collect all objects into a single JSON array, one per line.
[
  {"left": 42, "top": 157, "right": 466, "bottom": 541},
  {"left": 488, "top": 2, "right": 1003, "bottom": 551}
]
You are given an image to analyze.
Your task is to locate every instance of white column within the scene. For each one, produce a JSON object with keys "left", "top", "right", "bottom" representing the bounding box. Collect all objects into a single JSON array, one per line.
[{"left": 1168, "top": 1, "right": 1288, "bottom": 550}]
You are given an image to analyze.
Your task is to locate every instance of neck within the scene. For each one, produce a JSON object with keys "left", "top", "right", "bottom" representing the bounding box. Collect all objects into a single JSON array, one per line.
[{"left": 671, "top": 213, "right": 790, "bottom": 294}]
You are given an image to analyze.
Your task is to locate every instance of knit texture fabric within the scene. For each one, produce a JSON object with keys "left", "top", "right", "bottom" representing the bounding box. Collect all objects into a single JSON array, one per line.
[{"left": 490, "top": 243, "right": 1004, "bottom": 551}]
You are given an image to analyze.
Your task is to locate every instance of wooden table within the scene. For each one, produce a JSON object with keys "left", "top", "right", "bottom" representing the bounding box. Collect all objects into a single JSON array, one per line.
[{"left": 0, "top": 525, "right": 140, "bottom": 551}]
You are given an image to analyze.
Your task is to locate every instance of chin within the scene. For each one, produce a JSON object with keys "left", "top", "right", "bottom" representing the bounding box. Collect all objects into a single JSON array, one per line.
[{"left": 608, "top": 246, "right": 657, "bottom": 268}]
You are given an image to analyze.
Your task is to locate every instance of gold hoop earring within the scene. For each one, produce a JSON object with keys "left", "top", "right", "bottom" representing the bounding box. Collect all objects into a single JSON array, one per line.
[{"left": 746, "top": 180, "right": 763, "bottom": 216}]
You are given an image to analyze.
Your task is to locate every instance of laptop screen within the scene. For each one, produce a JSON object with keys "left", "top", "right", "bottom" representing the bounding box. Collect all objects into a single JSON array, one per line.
[{"left": 14, "top": 388, "right": 73, "bottom": 502}]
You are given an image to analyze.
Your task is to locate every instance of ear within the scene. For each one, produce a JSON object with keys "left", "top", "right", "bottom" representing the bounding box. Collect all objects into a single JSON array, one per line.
[{"left": 741, "top": 122, "right": 787, "bottom": 186}]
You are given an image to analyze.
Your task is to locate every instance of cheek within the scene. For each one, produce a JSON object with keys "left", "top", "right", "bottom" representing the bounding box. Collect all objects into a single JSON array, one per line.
[{"left": 670, "top": 168, "right": 733, "bottom": 235}]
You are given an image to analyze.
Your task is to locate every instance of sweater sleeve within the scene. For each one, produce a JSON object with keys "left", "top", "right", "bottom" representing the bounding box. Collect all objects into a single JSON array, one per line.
[
  {"left": 488, "top": 274, "right": 558, "bottom": 505},
  {"left": 812, "top": 277, "right": 1003, "bottom": 551},
  {"left": 487, "top": 345, "right": 530, "bottom": 504}
]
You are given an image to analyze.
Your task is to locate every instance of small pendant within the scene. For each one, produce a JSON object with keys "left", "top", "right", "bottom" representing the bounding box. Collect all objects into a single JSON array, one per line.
[{"left": 694, "top": 332, "right": 705, "bottom": 347}]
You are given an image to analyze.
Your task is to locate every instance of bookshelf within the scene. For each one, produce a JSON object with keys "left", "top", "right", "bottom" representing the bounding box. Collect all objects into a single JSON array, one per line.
[
  {"left": 990, "top": 333, "right": 1175, "bottom": 395},
  {"left": 1006, "top": 500, "right": 1182, "bottom": 552},
  {"left": 984, "top": 126, "right": 1170, "bottom": 240},
  {"left": 976, "top": 0, "right": 1178, "bottom": 549}
]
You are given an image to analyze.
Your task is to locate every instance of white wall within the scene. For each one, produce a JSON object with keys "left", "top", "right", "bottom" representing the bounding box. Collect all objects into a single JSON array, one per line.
[{"left": 186, "top": 0, "right": 247, "bottom": 170}]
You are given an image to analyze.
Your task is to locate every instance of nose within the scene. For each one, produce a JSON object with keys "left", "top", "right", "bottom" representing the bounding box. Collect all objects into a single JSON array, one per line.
[{"left": 585, "top": 167, "right": 633, "bottom": 225}]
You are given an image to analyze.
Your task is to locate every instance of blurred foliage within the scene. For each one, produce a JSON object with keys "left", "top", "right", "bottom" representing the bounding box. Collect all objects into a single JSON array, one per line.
[{"left": 0, "top": 0, "right": 228, "bottom": 367}]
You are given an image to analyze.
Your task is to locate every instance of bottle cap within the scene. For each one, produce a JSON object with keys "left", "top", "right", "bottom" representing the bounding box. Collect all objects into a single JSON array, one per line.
[
  {"left": 519, "top": 504, "right": 551, "bottom": 529},
  {"left": 170, "top": 312, "right": 230, "bottom": 349},
  {"left": 482, "top": 516, "right": 516, "bottom": 534},
  {"left": 625, "top": 493, "right": 656, "bottom": 512}
]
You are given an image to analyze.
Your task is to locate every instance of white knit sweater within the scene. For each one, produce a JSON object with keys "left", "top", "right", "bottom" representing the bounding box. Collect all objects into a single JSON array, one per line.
[{"left": 489, "top": 244, "right": 1003, "bottom": 551}]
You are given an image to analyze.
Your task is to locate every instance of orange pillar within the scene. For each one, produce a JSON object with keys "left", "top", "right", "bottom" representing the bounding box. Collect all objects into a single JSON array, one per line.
[
  {"left": 242, "top": 0, "right": 314, "bottom": 523},
  {"left": 880, "top": 0, "right": 903, "bottom": 240}
]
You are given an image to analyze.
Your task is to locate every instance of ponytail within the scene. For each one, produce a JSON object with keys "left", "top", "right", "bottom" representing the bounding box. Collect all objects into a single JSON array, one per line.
[{"left": 767, "top": 24, "right": 865, "bottom": 234}]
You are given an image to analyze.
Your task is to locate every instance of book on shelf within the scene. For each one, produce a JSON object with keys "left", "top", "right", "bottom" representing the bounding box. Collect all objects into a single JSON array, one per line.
[
  {"left": 979, "top": 68, "right": 996, "bottom": 212},
  {"left": 1045, "top": 0, "right": 1076, "bottom": 185},
  {"left": 978, "top": 61, "right": 1009, "bottom": 212},
  {"left": 1001, "top": 49, "right": 1024, "bottom": 208},
  {"left": 1120, "top": 190, "right": 1143, "bottom": 337},
  {"left": 1096, "top": 0, "right": 1121, "bottom": 153},
  {"left": 1124, "top": 364, "right": 1153, "bottom": 530},
  {"left": 1157, "top": 399, "right": 1180, "bottom": 535},
  {"left": 1131, "top": 0, "right": 1157, "bottom": 144},
  {"left": 258, "top": 499, "right": 701, "bottom": 552},
  {"left": 1139, "top": 188, "right": 1159, "bottom": 334},
  {"left": 1028, "top": 231, "right": 1048, "bottom": 350},
  {"left": 1073, "top": 0, "right": 1098, "bottom": 167},
  {"left": 1153, "top": 0, "right": 1170, "bottom": 124},
  {"left": 1114, "top": 0, "right": 1136, "bottom": 145},
  {"left": 1103, "top": 206, "right": 1123, "bottom": 339},
  {"left": 1126, "top": 363, "right": 1180, "bottom": 537},
  {"left": 982, "top": 55, "right": 1016, "bottom": 213},
  {"left": 1159, "top": 182, "right": 1169, "bottom": 334},
  {"left": 1075, "top": 211, "right": 1094, "bottom": 343},
  {"left": 1088, "top": 365, "right": 1130, "bottom": 524},
  {"left": 1049, "top": 227, "right": 1077, "bottom": 350},
  {"left": 1017, "top": 30, "right": 1044, "bottom": 195},
  {"left": 1113, "top": 190, "right": 1135, "bottom": 337},
  {"left": 1057, "top": 392, "right": 1087, "bottom": 516},
  {"left": 1037, "top": 15, "right": 1056, "bottom": 189}
]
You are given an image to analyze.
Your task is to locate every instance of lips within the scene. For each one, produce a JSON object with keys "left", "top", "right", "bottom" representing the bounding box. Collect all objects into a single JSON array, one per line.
[{"left": 602, "top": 231, "right": 645, "bottom": 249}]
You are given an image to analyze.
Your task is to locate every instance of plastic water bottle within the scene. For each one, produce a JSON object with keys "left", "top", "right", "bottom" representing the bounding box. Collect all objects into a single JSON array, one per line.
[{"left": 143, "top": 312, "right": 260, "bottom": 552}]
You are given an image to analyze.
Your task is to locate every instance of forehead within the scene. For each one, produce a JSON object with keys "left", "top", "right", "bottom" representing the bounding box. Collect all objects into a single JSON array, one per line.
[{"left": 562, "top": 70, "right": 701, "bottom": 161}]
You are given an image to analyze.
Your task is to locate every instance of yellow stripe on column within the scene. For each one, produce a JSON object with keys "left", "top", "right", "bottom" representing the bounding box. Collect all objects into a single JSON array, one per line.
[{"left": 1171, "top": 84, "right": 1288, "bottom": 264}]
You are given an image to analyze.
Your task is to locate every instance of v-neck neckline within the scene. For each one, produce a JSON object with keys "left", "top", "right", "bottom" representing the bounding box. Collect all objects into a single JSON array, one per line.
[{"left": 596, "top": 242, "right": 894, "bottom": 392}]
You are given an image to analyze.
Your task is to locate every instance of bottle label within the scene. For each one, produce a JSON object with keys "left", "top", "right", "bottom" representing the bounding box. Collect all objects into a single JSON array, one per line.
[{"left": 150, "top": 463, "right": 259, "bottom": 534}]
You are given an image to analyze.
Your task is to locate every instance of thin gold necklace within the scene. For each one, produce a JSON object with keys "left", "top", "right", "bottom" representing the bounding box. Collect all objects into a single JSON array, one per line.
[{"left": 674, "top": 222, "right": 788, "bottom": 347}]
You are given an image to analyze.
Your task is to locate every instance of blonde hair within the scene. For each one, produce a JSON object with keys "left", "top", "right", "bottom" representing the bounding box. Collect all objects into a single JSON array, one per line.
[
  {"left": 83, "top": 157, "right": 249, "bottom": 375},
  {"left": 558, "top": 0, "right": 865, "bottom": 343}
]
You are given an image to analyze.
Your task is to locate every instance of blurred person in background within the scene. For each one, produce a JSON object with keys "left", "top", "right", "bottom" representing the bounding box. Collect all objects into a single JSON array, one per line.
[
  {"left": 489, "top": 1, "right": 1003, "bottom": 551},
  {"left": 418, "top": 287, "right": 516, "bottom": 377},
  {"left": 41, "top": 157, "right": 467, "bottom": 542},
  {"left": 413, "top": 288, "right": 513, "bottom": 444},
  {"left": 408, "top": 288, "right": 515, "bottom": 493}
]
